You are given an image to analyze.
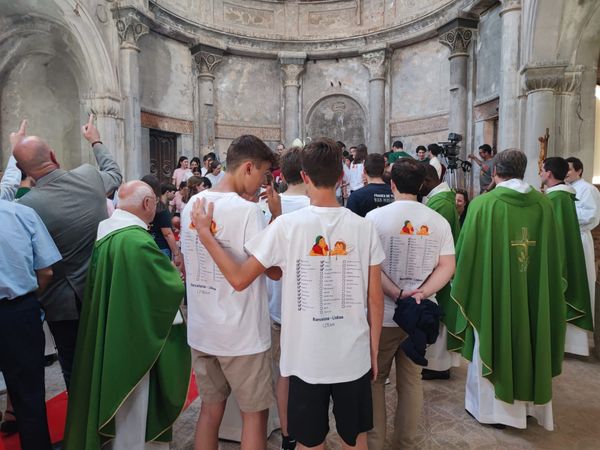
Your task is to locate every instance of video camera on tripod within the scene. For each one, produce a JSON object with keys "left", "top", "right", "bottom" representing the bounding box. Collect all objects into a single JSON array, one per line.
[{"left": 437, "top": 132, "right": 472, "bottom": 189}]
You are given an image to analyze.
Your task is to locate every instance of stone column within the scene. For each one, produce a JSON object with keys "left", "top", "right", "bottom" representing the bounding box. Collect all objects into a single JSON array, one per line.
[
  {"left": 192, "top": 45, "right": 224, "bottom": 153},
  {"left": 81, "top": 94, "right": 122, "bottom": 168},
  {"left": 362, "top": 48, "right": 387, "bottom": 153},
  {"left": 439, "top": 20, "right": 477, "bottom": 151},
  {"left": 115, "top": 15, "right": 148, "bottom": 181},
  {"left": 279, "top": 52, "right": 306, "bottom": 147},
  {"left": 521, "top": 63, "right": 565, "bottom": 186},
  {"left": 498, "top": 0, "right": 522, "bottom": 150}
]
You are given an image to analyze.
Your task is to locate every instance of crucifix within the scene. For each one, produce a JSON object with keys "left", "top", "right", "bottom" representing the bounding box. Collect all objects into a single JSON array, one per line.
[{"left": 511, "top": 227, "right": 536, "bottom": 272}]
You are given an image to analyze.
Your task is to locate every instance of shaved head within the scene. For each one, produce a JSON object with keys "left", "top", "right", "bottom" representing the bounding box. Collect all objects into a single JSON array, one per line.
[
  {"left": 13, "top": 136, "right": 58, "bottom": 179},
  {"left": 118, "top": 180, "right": 156, "bottom": 225}
]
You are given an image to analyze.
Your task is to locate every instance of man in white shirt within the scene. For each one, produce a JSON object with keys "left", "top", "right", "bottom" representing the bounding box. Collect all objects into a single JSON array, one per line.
[
  {"left": 181, "top": 135, "right": 278, "bottom": 450},
  {"left": 427, "top": 144, "right": 444, "bottom": 179},
  {"left": 565, "top": 157, "right": 600, "bottom": 327},
  {"left": 366, "top": 159, "right": 455, "bottom": 450}
]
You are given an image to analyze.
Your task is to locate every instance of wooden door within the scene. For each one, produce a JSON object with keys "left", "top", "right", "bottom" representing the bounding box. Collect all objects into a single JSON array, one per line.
[{"left": 149, "top": 129, "right": 177, "bottom": 184}]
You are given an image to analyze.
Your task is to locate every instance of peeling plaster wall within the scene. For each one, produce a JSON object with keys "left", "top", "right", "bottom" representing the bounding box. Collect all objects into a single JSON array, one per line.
[
  {"left": 1, "top": 54, "right": 80, "bottom": 169},
  {"left": 389, "top": 38, "right": 450, "bottom": 152},
  {"left": 474, "top": 5, "right": 501, "bottom": 103},
  {"left": 139, "top": 33, "right": 195, "bottom": 120}
]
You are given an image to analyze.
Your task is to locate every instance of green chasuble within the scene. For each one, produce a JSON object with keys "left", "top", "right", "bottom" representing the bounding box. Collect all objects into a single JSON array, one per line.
[
  {"left": 450, "top": 187, "right": 566, "bottom": 405},
  {"left": 426, "top": 189, "right": 461, "bottom": 351},
  {"left": 547, "top": 188, "right": 593, "bottom": 331},
  {"left": 64, "top": 226, "right": 191, "bottom": 449}
]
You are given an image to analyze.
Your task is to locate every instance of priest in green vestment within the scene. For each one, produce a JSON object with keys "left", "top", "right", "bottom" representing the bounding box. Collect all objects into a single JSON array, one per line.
[
  {"left": 64, "top": 181, "right": 191, "bottom": 450},
  {"left": 450, "top": 149, "right": 566, "bottom": 431},
  {"left": 420, "top": 165, "right": 462, "bottom": 379},
  {"left": 541, "top": 157, "right": 593, "bottom": 356}
]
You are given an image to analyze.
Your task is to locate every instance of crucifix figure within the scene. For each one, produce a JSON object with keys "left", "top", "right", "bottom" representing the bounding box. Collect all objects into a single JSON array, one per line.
[{"left": 511, "top": 227, "right": 536, "bottom": 272}]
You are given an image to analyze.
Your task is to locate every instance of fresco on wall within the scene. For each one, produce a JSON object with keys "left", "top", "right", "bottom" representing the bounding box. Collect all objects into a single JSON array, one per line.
[{"left": 306, "top": 95, "right": 366, "bottom": 147}]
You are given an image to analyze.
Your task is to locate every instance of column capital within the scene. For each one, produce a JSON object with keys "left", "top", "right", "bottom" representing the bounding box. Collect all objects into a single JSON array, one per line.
[
  {"left": 361, "top": 48, "right": 387, "bottom": 81},
  {"left": 81, "top": 94, "right": 121, "bottom": 119},
  {"left": 192, "top": 45, "right": 225, "bottom": 78},
  {"left": 114, "top": 15, "right": 148, "bottom": 50},
  {"left": 279, "top": 52, "right": 306, "bottom": 87},
  {"left": 438, "top": 17, "right": 478, "bottom": 59},
  {"left": 500, "top": 0, "right": 521, "bottom": 16},
  {"left": 520, "top": 62, "right": 582, "bottom": 94}
]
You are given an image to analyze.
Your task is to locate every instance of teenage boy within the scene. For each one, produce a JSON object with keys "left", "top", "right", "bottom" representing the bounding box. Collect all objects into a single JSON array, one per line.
[
  {"left": 191, "top": 138, "right": 385, "bottom": 450},
  {"left": 365, "top": 159, "right": 455, "bottom": 450},
  {"left": 346, "top": 153, "right": 394, "bottom": 217},
  {"left": 180, "top": 135, "right": 279, "bottom": 450}
]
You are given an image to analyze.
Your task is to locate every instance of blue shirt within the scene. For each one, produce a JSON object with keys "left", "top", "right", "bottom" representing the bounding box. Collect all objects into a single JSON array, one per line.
[{"left": 0, "top": 199, "right": 62, "bottom": 300}]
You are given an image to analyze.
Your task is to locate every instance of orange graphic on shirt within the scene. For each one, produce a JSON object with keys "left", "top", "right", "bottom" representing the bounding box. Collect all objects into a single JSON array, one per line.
[
  {"left": 401, "top": 220, "right": 414, "bottom": 235},
  {"left": 330, "top": 240, "right": 348, "bottom": 256},
  {"left": 188, "top": 219, "right": 218, "bottom": 235},
  {"left": 309, "top": 235, "right": 329, "bottom": 256},
  {"left": 417, "top": 225, "right": 430, "bottom": 236}
]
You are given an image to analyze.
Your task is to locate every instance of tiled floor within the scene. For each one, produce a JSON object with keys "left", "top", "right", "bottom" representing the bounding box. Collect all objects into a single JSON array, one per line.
[{"left": 2, "top": 354, "right": 600, "bottom": 449}]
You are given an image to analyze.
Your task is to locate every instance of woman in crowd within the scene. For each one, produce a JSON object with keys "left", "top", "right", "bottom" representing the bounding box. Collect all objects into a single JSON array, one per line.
[
  {"left": 205, "top": 160, "right": 224, "bottom": 187},
  {"left": 172, "top": 156, "right": 190, "bottom": 187},
  {"left": 455, "top": 188, "right": 469, "bottom": 226}
]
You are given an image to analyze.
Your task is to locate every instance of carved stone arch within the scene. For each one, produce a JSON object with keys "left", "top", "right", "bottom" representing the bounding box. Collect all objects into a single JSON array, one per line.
[{"left": 305, "top": 94, "right": 368, "bottom": 146}]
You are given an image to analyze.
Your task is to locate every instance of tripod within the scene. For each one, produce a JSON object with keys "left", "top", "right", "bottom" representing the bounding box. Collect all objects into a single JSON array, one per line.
[{"left": 443, "top": 156, "right": 472, "bottom": 192}]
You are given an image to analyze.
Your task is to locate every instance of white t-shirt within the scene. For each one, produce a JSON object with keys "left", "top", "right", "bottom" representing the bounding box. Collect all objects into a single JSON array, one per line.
[
  {"left": 366, "top": 200, "right": 455, "bottom": 327},
  {"left": 246, "top": 206, "right": 385, "bottom": 384},
  {"left": 266, "top": 195, "right": 311, "bottom": 323},
  {"left": 345, "top": 162, "right": 365, "bottom": 192},
  {"left": 206, "top": 171, "right": 224, "bottom": 187},
  {"left": 181, "top": 191, "right": 271, "bottom": 356}
]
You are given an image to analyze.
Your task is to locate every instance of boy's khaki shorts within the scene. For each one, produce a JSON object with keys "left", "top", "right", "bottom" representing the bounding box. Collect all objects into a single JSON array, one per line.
[
  {"left": 271, "top": 321, "right": 282, "bottom": 377},
  {"left": 192, "top": 348, "right": 275, "bottom": 412}
]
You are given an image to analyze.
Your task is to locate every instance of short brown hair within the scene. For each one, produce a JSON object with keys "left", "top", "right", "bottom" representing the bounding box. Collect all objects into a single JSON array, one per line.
[
  {"left": 364, "top": 153, "right": 385, "bottom": 178},
  {"left": 225, "top": 135, "right": 277, "bottom": 171},
  {"left": 301, "top": 138, "right": 342, "bottom": 188},
  {"left": 280, "top": 147, "right": 304, "bottom": 185}
]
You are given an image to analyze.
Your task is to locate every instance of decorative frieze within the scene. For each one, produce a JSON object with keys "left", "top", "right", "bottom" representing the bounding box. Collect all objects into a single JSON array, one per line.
[
  {"left": 390, "top": 113, "right": 449, "bottom": 137},
  {"left": 141, "top": 111, "right": 194, "bottom": 134},
  {"left": 215, "top": 123, "right": 281, "bottom": 141}
]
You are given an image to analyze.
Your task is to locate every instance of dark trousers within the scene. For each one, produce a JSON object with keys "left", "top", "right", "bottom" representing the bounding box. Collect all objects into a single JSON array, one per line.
[
  {"left": 47, "top": 319, "right": 79, "bottom": 390},
  {"left": 0, "top": 292, "right": 52, "bottom": 450}
]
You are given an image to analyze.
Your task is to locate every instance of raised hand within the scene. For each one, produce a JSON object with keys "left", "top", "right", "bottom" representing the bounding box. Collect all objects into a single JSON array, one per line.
[
  {"left": 10, "top": 119, "right": 28, "bottom": 149},
  {"left": 265, "top": 182, "right": 282, "bottom": 220},
  {"left": 191, "top": 198, "right": 214, "bottom": 238},
  {"left": 81, "top": 113, "right": 101, "bottom": 144}
]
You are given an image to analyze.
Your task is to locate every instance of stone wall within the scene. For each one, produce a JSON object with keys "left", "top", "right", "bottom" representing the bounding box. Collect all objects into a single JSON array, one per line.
[
  {"left": 213, "top": 54, "right": 282, "bottom": 156},
  {"left": 389, "top": 38, "right": 450, "bottom": 152},
  {"left": 474, "top": 5, "right": 501, "bottom": 105}
]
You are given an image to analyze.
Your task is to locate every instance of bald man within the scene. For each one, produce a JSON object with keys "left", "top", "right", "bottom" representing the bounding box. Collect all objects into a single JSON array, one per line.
[
  {"left": 13, "top": 115, "right": 121, "bottom": 390},
  {"left": 64, "top": 181, "right": 190, "bottom": 450}
]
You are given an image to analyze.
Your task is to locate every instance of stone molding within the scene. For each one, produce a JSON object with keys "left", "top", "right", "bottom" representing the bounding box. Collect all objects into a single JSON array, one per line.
[
  {"left": 500, "top": 0, "right": 521, "bottom": 16},
  {"left": 521, "top": 62, "right": 582, "bottom": 94},
  {"left": 362, "top": 49, "right": 387, "bottom": 80},
  {"left": 439, "top": 27, "right": 474, "bottom": 58},
  {"left": 390, "top": 113, "right": 449, "bottom": 137},
  {"left": 473, "top": 97, "right": 499, "bottom": 122},
  {"left": 115, "top": 15, "right": 148, "bottom": 49},
  {"left": 141, "top": 111, "right": 194, "bottom": 134},
  {"left": 215, "top": 123, "right": 281, "bottom": 141},
  {"left": 81, "top": 94, "right": 121, "bottom": 119}
]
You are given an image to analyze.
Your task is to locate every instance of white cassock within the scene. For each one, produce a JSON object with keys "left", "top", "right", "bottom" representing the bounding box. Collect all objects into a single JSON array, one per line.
[
  {"left": 425, "top": 324, "right": 462, "bottom": 371},
  {"left": 568, "top": 178, "right": 600, "bottom": 355},
  {"left": 466, "top": 331, "right": 554, "bottom": 431}
]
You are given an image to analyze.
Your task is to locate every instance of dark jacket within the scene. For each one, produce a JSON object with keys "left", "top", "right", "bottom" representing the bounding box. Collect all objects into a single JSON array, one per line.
[{"left": 393, "top": 297, "right": 443, "bottom": 366}]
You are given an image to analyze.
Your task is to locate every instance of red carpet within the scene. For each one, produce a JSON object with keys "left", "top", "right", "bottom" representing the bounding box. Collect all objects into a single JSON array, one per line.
[{"left": 0, "top": 375, "right": 199, "bottom": 450}]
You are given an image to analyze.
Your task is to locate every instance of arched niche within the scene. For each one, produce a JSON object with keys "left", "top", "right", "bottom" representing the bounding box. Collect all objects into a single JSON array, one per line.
[
  {"left": 305, "top": 94, "right": 367, "bottom": 147},
  {"left": 0, "top": 3, "right": 119, "bottom": 170}
]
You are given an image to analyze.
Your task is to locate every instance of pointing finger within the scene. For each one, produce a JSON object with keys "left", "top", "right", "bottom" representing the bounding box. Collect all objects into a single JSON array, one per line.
[
  {"left": 18, "top": 119, "right": 27, "bottom": 135},
  {"left": 87, "top": 113, "right": 95, "bottom": 127}
]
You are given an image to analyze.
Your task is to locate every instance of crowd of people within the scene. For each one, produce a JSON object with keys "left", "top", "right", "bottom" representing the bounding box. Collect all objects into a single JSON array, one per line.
[{"left": 1, "top": 115, "right": 600, "bottom": 450}]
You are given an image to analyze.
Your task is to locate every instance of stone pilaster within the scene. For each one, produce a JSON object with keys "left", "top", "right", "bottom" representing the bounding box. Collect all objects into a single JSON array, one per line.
[
  {"left": 498, "top": 0, "right": 522, "bottom": 150},
  {"left": 192, "top": 45, "right": 224, "bottom": 152},
  {"left": 362, "top": 48, "right": 387, "bottom": 153},
  {"left": 438, "top": 18, "right": 478, "bottom": 155},
  {"left": 114, "top": 12, "right": 148, "bottom": 180},
  {"left": 279, "top": 52, "right": 306, "bottom": 147},
  {"left": 521, "top": 62, "right": 567, "bottom": 185}
]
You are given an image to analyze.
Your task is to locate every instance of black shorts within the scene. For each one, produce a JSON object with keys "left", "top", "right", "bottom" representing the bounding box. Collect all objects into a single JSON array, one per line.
[{"left": 288, "top": 371, "right": 373, "bottom": 447}]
